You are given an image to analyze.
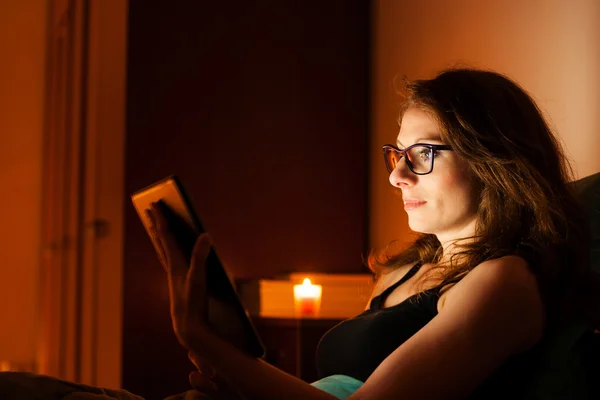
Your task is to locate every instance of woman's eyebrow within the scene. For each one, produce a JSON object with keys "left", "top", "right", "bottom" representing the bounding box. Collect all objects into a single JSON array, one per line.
[{"left": 396, "top": 136, "right": 444, "bottom": 147}]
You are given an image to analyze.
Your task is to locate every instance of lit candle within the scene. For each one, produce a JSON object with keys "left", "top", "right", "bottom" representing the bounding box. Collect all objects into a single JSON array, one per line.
[{"left": 293, "top": 278, "right": 322, "bottom": 318}]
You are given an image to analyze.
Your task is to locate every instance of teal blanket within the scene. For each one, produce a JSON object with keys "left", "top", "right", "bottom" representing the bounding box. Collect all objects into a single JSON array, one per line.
[{"left": 311, "top": 375, "right": 363, "bottom": 399}]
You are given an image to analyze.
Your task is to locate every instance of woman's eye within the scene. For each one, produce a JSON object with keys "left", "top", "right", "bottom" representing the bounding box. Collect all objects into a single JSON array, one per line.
[{"left": 418, "top": 148, "right": 432, "bottom": 160}]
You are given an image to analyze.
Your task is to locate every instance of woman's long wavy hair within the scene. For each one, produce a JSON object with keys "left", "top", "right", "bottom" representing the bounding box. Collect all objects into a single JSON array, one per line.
[{"left": 369, "top": 68, "right": 590, "bottom": 317}]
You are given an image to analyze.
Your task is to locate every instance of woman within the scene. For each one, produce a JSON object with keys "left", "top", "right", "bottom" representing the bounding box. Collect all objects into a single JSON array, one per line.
[{"left": 150, "top": 68, "right": 590, "bottom": 399}]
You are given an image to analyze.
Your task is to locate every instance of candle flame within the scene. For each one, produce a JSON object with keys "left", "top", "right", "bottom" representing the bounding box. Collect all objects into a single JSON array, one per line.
[{"left": 294, "top": 277, "right": 322, "bottom": 300}]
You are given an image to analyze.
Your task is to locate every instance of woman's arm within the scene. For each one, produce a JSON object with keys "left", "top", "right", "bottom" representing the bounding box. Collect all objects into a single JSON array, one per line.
[
  {"left": 189, "top": 329, "right": 338, "bottom": 400},
  {"left": 352, "top": 255, "right": 545, "bottom": 399},
  {"left": 193, "top": 256, "right": 544, "bottom": 400}
]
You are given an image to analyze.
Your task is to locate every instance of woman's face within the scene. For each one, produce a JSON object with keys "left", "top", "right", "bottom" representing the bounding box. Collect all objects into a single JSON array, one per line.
[{"left": 390, "top": 106, "right": 479, "bottom": 244}]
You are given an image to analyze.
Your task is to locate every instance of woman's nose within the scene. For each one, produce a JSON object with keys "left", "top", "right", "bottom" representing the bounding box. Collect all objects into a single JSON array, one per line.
[{"left": 389, "top": 159, "right": 415, "bottom": 188}]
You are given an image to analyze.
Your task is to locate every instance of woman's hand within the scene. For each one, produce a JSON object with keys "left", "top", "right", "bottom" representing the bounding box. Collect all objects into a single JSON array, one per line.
[
  {"left": 147, "top": 202, "right": 212, "bottom": 350},
  {"left": 188, "top": 351, "right": 246, "bottom": 400}
]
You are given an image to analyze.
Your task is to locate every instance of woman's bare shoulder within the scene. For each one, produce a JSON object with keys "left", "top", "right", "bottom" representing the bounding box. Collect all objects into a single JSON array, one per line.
[
  {"left": 465, "top": 255, "right": 538, "bottom": 289},
  {"left": 439, "top": 254, "right": 544, "bottom": 350}
]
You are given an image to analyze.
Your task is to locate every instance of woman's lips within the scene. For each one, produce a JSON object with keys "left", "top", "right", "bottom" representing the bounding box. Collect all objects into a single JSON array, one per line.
[{"left": 403, "top": 199, "right": 427, "bottom": 211}]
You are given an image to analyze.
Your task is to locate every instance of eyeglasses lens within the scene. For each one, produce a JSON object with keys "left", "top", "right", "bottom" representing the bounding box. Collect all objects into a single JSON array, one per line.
[{"left": 384, "top": 145, "right": 433, "bottom": 174}]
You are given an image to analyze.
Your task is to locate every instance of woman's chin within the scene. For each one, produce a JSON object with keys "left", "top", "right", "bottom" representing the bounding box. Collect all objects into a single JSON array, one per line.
[{"left": 407, "top": 220, "right": 435, "bottom": 235}]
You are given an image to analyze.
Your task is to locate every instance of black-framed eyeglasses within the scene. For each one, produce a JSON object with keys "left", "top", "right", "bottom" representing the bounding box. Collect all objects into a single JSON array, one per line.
[{"left": 382, "top": 143, "right": 453, "bottom": 175}]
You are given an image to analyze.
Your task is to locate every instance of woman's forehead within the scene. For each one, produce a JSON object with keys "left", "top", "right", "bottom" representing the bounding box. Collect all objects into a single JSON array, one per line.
[{"left": 397, "top": 107, "right": 443, "bottom": 146}]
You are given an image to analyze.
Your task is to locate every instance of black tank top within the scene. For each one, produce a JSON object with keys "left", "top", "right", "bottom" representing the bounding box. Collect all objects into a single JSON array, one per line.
[
  {"left": 315, "top": 262, "right": 537, "bottom": 398},
  {"left": 316, "top": 262, "right": 439, "bottom": 382}
]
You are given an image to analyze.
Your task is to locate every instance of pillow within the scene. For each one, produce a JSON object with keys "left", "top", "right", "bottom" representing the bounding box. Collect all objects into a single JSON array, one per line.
[{"left": 521, "top": 172, "right": 600, "bottom": 399}]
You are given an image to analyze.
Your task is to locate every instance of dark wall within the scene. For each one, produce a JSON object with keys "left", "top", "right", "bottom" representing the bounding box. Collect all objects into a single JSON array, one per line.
[{"left": 123, "top": 1, "right": 370, "bottom": 398}]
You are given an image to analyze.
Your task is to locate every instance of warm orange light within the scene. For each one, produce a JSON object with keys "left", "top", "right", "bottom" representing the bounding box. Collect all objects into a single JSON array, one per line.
[{"left": 293, "top": 278, "right": 322, "bottom": 318}]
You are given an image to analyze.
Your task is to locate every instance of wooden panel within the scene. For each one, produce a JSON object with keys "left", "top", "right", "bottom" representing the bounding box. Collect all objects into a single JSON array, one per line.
[{"left": 122, "top": 1, "right": 370, "bottom": 397}]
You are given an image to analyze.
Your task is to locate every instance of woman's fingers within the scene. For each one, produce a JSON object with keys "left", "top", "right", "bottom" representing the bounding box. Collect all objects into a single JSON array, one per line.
[
  {"left": 146, "top": 210, "right": 168, "bottom": 268},
  {"left": 149, "top": 202, "right": 195, "bottom": 326},
  {"left": 149, "top": 202, "right": 188, "bottom": 276},
  {"left": 187, "top": 234, "right": 211, "bottom": 319},
  {"left": 190, "top": 234, "right": 211, "bottom": 276}
]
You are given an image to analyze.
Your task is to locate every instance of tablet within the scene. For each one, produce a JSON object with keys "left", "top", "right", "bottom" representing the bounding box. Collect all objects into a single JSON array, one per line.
[{"left": 131, "top": 175, "right": 265, "bottom": 358}]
